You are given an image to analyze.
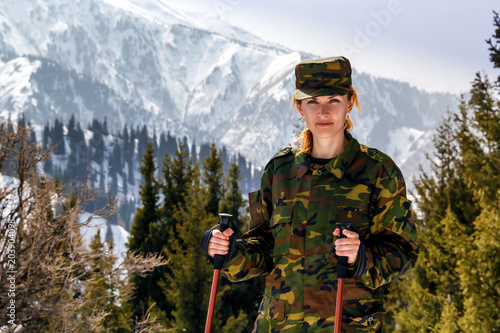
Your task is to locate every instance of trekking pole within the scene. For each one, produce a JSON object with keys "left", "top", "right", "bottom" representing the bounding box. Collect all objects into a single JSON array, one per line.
[
  {"left": 204, "top": 213, "right": 233, "bottom": 333},
  {"left": 334, "top": 222, "right": 352, "bottom": 333}
]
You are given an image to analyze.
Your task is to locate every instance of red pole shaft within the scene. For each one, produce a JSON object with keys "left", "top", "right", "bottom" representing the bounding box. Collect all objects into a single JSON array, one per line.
[
  {"left": 204, "top": 269, "right": 221, "bottom": 333},
  {"left": 334, "top": 278, "right": 345, "bottom": 333}
]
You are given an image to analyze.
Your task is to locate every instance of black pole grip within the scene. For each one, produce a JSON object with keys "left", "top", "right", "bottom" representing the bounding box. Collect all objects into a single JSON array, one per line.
[
  {"left": 213, "top": 213, "right": 233, "bottom": 270},
  {"left": 336, "top": 222, "right": 352, "bottom": 279}
]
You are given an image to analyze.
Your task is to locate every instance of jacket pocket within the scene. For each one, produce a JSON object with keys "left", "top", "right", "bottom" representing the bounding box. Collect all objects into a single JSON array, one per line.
[
  {"left": 270, "top": 205, "right": 293, "bottom": 256},
  {"left": 337, "top": 206, "right": 370, "bottom": 236},
  {"left": 263, "top": 295, "right": 285, "bottom": 322}
]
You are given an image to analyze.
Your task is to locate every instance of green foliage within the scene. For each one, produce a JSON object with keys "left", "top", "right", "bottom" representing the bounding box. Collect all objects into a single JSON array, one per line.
[
  {"left": 203, "top": 143, "right": 224, "bottom": 216},
  {"left": 127, "top": 139, "right": 169, "bottom": 322},
  {"left": 163, "top": 164, "right": 220, "bottom": 331},
  {"left": 128, "top": 136, "right": 263, "bottom": 331},
  {"left": 220, "top": 161, "right": 246, "bottom": 227},
  {"left": 387, "top": 13, "right": 500, "bottom": 332},
  {"left": 219, "top": 161, "right": 264, "bottom": 331},
  {"left": 80, "top": 230, "right": 132, "bottom": 332},
  {"left": 128, "top": 139, "right": 159, "bottom": 254},
  {"left": 161, "top": 139, "right": 193, "bottom": 225}
]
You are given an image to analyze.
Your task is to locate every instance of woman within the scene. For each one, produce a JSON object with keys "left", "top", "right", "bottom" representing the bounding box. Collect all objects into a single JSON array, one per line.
[{"left": 202, "top": 56, "right": 419, "bottom": 332}]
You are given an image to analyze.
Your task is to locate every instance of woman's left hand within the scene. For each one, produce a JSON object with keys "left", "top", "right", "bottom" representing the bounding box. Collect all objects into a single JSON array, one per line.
[{"left": 333, "top": 228, "right": 360, "bottom": 264}]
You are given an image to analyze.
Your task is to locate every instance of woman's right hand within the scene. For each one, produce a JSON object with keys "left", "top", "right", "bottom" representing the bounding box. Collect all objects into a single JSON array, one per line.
[{"left": 207, "top": 228, "right": 234, "bottom": 257}]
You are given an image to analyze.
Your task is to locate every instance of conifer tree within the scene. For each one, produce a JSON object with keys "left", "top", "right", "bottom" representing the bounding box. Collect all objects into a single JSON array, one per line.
[
  {"left": 90, "top": 119, "right": 104, "bottom": 165},
  {"left": 109, "top": 140, "right": 123, "bottom": 178},
  {"left": 454, "top": 48, "right": 499, "bottom": 330},
  {"left": 43, "top": 123, "right": 50, "bottom": 149},
  {"left": 218, "top": 161, "right": 264, "bottom": 331},
  {"left": 387, "top": 12, "right": 500, "bottom": 332},
  {"left": 53, "top": 118, "right": 65, "bottom": 155},
  {"left": 127, "top": 139, "right": 167, "bottom": 321},
  {"left": 163, "top": 164, "right": 219, "bottom": 331},
  {"left": 161, "top": 139, "right": 193, "bottom": 225},
  {"left": 203, "top": 143, "right": 224, "bottom": 216},
  {"left": 137, "top": 125, "right": 149, "bottom": 159},
  {"left": 219, "top": 161, "right": 245, "bottom": 226},
  {"left": 0, "top": 122, "right": 165, "bottom": 331},
  {"left": 157, "top": 139, "right": 194, "bottom": 320},
  {"left": 80, "top": 230, "right": 132, "bottom": 332}
]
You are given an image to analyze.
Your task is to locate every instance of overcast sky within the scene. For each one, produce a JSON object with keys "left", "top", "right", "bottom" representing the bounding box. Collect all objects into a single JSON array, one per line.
[{"left": 167, "top": 0, "right": 499, "bottom": 94}]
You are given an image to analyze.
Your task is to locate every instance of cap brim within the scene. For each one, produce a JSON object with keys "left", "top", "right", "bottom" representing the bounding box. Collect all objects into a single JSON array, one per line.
[{"left": 294, "top": 87, "right": 349, "bottom": 100}]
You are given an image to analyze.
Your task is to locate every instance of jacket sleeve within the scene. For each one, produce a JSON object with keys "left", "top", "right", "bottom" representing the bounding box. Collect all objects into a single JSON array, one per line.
[
  {"left": 221, "top": 167, "right": 275, "bottom": 282},
  {"left": 356, "top": 169, "right": 419, "bottom": 289}
]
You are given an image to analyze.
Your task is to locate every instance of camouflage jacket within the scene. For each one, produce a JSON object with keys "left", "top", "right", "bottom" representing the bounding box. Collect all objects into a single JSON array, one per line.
[{"left": 221, "top": 133, "right": 419, "bottom": 332}]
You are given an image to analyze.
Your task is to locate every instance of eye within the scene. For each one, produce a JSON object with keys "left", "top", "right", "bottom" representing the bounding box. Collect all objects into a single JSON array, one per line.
[
  {"left": 329, "top": 98, "right": 341, "bottom": 103},
  {"left": 307, "top": 99, "right": 318, "bottom": 104}
]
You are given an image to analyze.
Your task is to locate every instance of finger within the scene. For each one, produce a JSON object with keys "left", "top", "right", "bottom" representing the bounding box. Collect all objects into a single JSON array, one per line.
[
  {"left": 343, "top": 229, "right": 359, "bottom": 239},
  {"left": 210, "top": 241, "right": 230, "bottom": 251},
  {"left": 223, "top": 228, "right": 234, "bottom": 237},
  {"left": 212, "top": 229, "right": 229, "bottom": 240},
  {"left": 335, "top": 238, "right": 360, "bottom": 247},
  {"left": 208, "top": 241, "right": 229, "bottom": 256},
  {"left": 335, "top": 249, "right": 355, "bottom": 257},
  {"left": 333, "top": 228, "right": 340, "bottom": 237},
  {"left": 212, "top": 238, "right": 230, "bottom": 247},
  {"left": 208, "top": 247, "right": 229, "bottom": 257}
]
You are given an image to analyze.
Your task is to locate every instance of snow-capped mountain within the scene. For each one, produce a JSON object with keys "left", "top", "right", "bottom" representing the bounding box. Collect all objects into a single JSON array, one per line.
[{"left": 0, "top": 0, "right": 458, "bottom": 189}]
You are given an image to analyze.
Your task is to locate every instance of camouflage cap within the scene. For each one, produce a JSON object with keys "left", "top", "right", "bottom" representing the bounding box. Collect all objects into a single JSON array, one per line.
[{"left": 294, "top": 56, "right": 352, "bottom": 100}]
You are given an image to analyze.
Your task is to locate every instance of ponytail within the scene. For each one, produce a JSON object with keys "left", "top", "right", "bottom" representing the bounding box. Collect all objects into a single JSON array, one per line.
[{"left": 345, "top": 86, "right": 361, "bottom": 133}]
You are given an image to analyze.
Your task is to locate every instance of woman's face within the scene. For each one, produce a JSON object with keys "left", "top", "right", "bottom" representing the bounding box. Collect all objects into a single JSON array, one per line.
[{"left": 297, "top": 94, "right": 353, "bottom": 140}]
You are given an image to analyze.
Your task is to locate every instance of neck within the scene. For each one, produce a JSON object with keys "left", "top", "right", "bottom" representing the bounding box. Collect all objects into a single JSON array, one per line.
[{"left": 311, "top": 133, "right": 347, "bottom": 159}]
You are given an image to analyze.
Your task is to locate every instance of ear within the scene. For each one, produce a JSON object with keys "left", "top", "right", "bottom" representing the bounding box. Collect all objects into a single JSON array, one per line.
[
  {"left": 347, "top": 95, "right": 355, "bottom": 113},
  {"left": 296, "top": 100, "right": 304, "bottom": 115}
]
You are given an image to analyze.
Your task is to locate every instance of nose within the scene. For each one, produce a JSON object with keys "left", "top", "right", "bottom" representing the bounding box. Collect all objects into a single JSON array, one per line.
[{"left": 318, "top": 104, "right": 329, "bottom": 116}]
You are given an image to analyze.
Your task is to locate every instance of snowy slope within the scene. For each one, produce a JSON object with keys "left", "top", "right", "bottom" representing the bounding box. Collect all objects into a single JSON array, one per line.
[
  {"left": 0, "top": 0, "right": 458, "bottom": 191},
  {"left": 0, "top": 172, "right": 129, "bottom": 264},
  {"left": 80, "top": 211, "right": 130, "bottom": 267}
]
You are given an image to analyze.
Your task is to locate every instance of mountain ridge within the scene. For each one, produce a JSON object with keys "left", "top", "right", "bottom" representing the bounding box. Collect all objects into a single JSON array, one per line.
[{"left": 0, "top": 0, "right": 457, "bottom": 187}]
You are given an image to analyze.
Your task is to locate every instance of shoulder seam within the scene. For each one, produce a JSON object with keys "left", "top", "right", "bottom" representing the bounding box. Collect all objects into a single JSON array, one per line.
[
  {"left": 271, "top": 147, "right": 294, "bottom": 160},
  {"left": 264, "top": 147, "right": 295, "bottom": 170},
  {"left": 360, "top": 145, "right": 400, "bottom": 179}
]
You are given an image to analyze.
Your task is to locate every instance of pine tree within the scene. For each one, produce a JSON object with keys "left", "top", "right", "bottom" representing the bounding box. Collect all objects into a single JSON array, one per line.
[
  {"left": 203, "top": 143, "right": 224, "bottom": 216},
  {"left": 90, "top": 119, "right": 104, "bottom": 165},
  {"left": 387, "top": 12, "right": 500, "bottom": 332},
  {"left": 68, "top": 114, "right": 76, "bottom": 137},
  {"left": 163, "top": 164, "right": 221, "bottom": 332},
  {"left": 80, "top": 230, "right": 132, "bottom": 332},
  {"left": 218, "top": 161, "right": 264, "bottom": 331},
  {"left": 43, "top": 123, "right": 50, "bottom": 149},
  {"left": 0, "top": 122, "right": 165, "bottom": 331},
  {"left": 137, "top": 125, "right": 149, "bottom": 160},
  {"left": 109, "top": 140, "right": 123, "bottom": 178},
  {"left": 127, "top": 139, "right": 167, "bottom": 322},
  {"left": 157, "top": 139, "right": 195, "bottom": 321},
  {"left": 161, "top": 139, "right": 193, "bottom": 225},
  {"left": 220, "top": 161, "right": 245, "bottom": 226},
  {"left": 52, "top": 118, "right": 65, "bottom": 155},
  {"left": 455, "top": 47, "right": 500, "bottom": 331}
]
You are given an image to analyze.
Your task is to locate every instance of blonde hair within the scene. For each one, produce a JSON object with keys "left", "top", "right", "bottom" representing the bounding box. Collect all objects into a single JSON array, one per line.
[{"left": 294, "top": 86, "right": 362, "bottom": 155}]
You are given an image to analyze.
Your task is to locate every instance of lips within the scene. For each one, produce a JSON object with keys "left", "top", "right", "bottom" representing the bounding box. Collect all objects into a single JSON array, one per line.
[{"left": 316, "top": 122, "right": 333, "bottom": 127}]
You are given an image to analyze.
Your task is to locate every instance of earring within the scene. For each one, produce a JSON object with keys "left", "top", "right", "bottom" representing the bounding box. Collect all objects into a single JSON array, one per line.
[
  {"left": 301, "top": 117, "right": 305, "bottom": 122},
  {"left": 346, "top": 115, "right": 351, "bottom": 120}
]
